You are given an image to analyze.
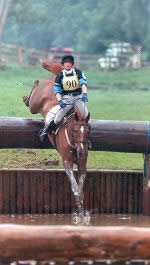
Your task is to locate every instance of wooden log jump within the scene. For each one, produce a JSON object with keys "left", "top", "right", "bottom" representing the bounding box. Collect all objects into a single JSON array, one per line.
[
  {"left": 0, "top": 225, "right": 150, "bottom": 262},
  {"left": 0, "top": 117, "right": 150, "bottom": 153}
]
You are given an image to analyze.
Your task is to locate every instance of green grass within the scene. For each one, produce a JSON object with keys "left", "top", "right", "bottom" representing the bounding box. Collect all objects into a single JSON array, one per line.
[
  {"left": 0, "top": 64, "right": 150, "bottom": 169},
  {"left": 87, "top": 68, "right": 150, "bottom": 89}
]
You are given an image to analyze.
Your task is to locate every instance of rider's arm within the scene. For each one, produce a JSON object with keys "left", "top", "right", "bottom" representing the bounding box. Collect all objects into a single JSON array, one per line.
[
  {"left": 75, "top": 68, "right": 88, "bottom": 102},
  {"left": 82, "top": 83, "right": 88, "bottom": 93},
  {"left": 75, "top": 68, "right": 88, "bottom": 92},
  {"left": 54, "top": 73, "right": 63, "bottom": 102}
]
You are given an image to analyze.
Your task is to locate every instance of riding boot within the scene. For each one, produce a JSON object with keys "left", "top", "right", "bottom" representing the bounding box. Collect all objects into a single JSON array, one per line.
[
  {"left": 88, "top": 140, "right": 92, "bottom": 150},
  {"left": 39, "top": 120, "right": 57, "bottom": 142}
]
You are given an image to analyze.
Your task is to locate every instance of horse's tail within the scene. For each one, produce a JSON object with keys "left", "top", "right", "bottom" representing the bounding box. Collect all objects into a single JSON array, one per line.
[{"left": 41, "top": 60, "right": 64, "bottom": 75}]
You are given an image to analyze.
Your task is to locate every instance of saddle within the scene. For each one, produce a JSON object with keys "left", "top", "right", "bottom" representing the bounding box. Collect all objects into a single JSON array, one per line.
[{"left": 49, "top": 108, "right": 75, "bottom": 148}]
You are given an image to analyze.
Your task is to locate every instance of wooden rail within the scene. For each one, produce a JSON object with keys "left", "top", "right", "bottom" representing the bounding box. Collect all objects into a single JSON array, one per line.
[
  {"left": 0, "top": 225, "right": 150, "bottom": 262},
  {"left": 0, "top": 117, "right": 150, "bottom": 153}
]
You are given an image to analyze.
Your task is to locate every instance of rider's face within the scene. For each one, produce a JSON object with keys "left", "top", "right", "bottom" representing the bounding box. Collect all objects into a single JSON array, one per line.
[{"left": 63, "top": 62, "right": 73, "bottom": 70}]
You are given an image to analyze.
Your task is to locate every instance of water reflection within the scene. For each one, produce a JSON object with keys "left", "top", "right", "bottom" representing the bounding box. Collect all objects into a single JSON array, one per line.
[{"left": 0, "top": 213, "right": 150, "bottom": 226}]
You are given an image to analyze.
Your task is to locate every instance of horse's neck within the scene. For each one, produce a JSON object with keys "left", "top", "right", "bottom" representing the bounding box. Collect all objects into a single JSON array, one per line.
[
  {"left": 30, "top": 77, "right": 58, "bottom": 117},
  {"left": 65, "top": 114, "right": 75, "bottom": 140}
]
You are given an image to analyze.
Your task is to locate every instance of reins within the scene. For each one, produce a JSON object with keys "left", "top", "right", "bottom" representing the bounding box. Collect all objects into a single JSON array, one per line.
[{"left": 65, "top": 128, "right": 75, "bottom": 149}]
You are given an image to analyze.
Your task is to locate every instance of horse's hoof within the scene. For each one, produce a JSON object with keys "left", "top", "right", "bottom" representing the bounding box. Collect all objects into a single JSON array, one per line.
[{"left": 76, "top": 207, "right": 85, "bottom": 216}]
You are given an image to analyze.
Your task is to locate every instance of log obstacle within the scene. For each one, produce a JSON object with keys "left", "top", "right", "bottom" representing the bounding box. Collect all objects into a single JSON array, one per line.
[
  {"left": 0, "top": 225, "right": 150, "bottom": 262},
  {"left": 0, "top": 117, "right": 150, "bottom": 153}
]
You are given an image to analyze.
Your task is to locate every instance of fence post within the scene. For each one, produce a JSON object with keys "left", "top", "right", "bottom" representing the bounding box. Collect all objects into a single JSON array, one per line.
[{"left": 142, "top": 154, "right": 150, "bottom": 216}]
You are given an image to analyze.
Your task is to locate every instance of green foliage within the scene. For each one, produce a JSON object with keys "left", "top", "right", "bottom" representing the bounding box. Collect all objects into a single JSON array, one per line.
[{"left": 2, "top": 0, "right": 150, "bottom": 53}]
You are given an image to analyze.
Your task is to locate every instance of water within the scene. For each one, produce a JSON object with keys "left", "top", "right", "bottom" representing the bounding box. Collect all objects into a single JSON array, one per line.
[{"left": 0, "top": 214, "right": 150, "bottom": 226}]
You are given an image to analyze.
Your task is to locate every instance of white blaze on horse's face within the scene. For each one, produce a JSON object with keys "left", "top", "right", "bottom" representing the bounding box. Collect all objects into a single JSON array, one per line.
[
  {"left": 73, "top": 120, "right": 90, "bottom": 159},
  {"left": 80, "top": 126, "right": 84, "bottom": 133},
  {"left": 80, "top": 143, "right": 84, "bottom": 150}
]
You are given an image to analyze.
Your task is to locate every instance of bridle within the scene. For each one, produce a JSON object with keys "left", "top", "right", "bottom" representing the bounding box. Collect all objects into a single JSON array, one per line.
[{"left": 65, "top": 119, "right": 90, "bottom": 149}]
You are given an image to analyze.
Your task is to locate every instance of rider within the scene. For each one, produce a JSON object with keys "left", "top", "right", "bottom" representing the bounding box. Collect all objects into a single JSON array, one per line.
[{"left": 40, "top": 54, "right": 88, "bottom": 142}]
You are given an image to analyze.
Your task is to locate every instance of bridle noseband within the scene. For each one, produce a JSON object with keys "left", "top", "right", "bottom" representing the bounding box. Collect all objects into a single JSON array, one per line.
[
  {"left": 65, "top": 114, "right": 90, "bottom": 149},
  {"left": 72, "top": 121, "right": 90, "bottom": 147}
]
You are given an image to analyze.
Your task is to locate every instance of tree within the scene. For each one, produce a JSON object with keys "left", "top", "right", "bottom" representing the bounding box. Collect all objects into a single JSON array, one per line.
[
  {"left": 0, "top": 0, "right": 13, "bottom": 41},
  {"left": 2, "top": 0, "right": 150, "bottom": 53}
]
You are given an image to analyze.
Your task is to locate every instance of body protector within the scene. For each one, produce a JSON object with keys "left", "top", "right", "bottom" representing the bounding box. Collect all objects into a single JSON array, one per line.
[{"left": 54, "top": 67, "right": 88, "bottom": 95}]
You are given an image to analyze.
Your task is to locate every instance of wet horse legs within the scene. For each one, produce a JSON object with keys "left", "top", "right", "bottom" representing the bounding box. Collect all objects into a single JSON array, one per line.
[
  {"left": 64, "top": 161, "right": 80, "bottom": 203},
  {"left": 77, "top": 165, "right": 86, "bottom": 205}
]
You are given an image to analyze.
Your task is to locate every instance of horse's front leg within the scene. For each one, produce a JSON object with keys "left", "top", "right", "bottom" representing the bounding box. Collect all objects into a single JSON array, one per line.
[
  {"left": 22, "top": 80, "right": 39, "bottom": 107},
  {"left": 77, "top": 163, "right": 87, "bottom": 206},
  {"left": 63, "top": 161, "right": 80, "bottom": 203}
]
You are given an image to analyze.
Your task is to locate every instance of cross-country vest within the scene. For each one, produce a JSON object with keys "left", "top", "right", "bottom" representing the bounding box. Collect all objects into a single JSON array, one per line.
[{"left": 62, "top": 68, "right": 80, "bottom": 91}]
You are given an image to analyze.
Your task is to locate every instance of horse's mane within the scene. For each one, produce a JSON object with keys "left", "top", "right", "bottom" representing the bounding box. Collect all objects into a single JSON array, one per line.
[{"left": 41, "top": 60, "right": 64, "bottom": 75}]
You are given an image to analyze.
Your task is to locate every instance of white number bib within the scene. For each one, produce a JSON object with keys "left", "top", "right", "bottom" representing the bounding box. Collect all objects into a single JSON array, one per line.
[{"left": 63, "top": 69, "right": 80, "bottom": 91}]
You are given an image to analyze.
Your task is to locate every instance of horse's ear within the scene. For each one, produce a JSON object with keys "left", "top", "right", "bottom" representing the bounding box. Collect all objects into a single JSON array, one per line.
[{"left": 86, "top": 112, "right": 90, "bottom": 122}]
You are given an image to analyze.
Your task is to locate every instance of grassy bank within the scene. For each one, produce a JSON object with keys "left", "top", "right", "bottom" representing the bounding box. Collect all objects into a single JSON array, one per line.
[{"left": 0, "top": 64, "right": 150, "bottom": 169}]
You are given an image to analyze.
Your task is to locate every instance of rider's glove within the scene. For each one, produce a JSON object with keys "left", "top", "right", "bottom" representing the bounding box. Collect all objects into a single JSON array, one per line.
[
  {"left": 82, "top": 93, "right": 88, "bottom": 102},
  {"left": 59, "top": 100, "right": 66, "bottom": 108}
]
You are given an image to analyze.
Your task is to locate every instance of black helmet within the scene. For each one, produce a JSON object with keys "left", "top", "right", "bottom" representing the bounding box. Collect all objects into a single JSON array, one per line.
[{"left": 61, "top": 54, "right": 74, "bottom": 65}]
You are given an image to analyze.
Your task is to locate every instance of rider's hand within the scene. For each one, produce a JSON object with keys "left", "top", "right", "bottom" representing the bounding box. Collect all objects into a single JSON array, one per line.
[
  {"left": 82, "top": 93, "right": 88, "bottom": 102},
  {"left": 59, "top": 100, "right": 67, "bottom": 108}
]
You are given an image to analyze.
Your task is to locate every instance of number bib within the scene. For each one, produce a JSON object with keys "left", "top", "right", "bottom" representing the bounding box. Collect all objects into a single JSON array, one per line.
[{"left": 63, "top": 70, "right": 80, "bottom": 91}]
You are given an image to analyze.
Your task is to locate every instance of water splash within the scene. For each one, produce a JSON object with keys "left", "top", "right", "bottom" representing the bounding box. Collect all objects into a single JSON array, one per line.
[{"left": 72, "top": 211, "right": 91, "bottom": 226}]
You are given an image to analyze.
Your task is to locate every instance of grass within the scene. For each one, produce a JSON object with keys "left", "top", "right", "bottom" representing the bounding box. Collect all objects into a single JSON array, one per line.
[
  {"left": 87, "top": 68, "right": 150, "bottom": 89},
  {"left": 0, "top": 64, "right": 150, "bottom": 169}
]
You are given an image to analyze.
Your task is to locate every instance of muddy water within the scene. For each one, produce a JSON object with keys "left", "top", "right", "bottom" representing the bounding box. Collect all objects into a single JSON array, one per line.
[{"left": 0, "top": 214, "right": 150, "bottom": 226}]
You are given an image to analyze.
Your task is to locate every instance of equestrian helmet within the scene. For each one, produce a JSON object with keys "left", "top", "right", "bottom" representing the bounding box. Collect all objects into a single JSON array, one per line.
[{"left": 61, "top": 54, "right": 74, "bottom": 65}]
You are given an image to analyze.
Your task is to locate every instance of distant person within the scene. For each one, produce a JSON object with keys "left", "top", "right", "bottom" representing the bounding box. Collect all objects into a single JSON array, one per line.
[{"left": 40, "top": 54, "right": 89, "bottom": 142}]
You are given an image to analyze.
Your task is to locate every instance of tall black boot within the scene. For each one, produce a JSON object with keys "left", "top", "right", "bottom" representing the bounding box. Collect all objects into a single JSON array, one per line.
[{"left": 39, "top": 120, "right": 57, "bottom": 142}]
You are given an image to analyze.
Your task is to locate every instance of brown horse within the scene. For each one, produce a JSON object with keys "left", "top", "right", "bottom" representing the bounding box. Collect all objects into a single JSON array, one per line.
[{"left": 23, "top": 61, "right": 90, "bottom": 214}]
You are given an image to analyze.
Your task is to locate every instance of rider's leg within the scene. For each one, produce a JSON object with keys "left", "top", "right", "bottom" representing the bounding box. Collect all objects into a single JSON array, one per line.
[
  {"left": 54, "top": 104, "right": 72, "bottom": 124},
  {"left": 74, "top": 96, "right": 88, "bottom": 119},
  {"left": 40, "top": 96, "right": 72, "bottom": 142},
  {"left": 40, "top": 120, "right": 57, "bottom": 142},
  {"left": 54, "top": 95, "right": 73, "bottom": 124},
  {"left": 74, "top": 96, "right": 92, "bottom": 149}
]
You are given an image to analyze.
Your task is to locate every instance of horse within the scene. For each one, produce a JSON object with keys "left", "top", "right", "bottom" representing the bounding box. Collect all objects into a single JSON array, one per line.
[{"left": 23, "top": 60, "right": 90, "bottom": 214}]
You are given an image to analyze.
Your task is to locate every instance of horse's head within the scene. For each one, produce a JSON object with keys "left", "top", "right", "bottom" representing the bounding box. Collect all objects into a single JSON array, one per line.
[{"left": 73, "top": 112, "right": 90, "bottom": 159}]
